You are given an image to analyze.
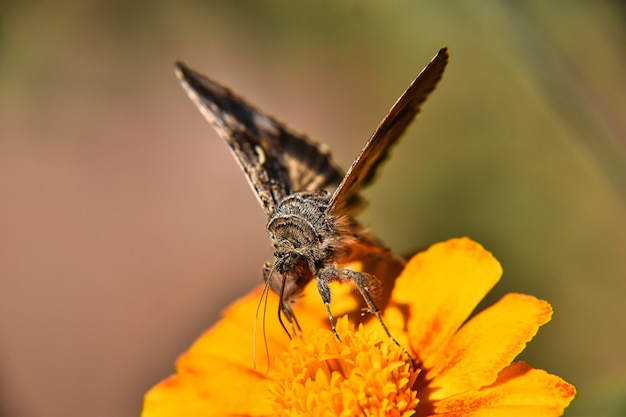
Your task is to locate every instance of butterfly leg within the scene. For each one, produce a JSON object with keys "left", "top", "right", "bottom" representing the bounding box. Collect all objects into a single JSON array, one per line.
[
  {"left": 316, "top": 266, "right": 380, "bottom": 341},
  {"left": 319, "top": 266, "right": 416, "bottom": 367},
  {"left": 316, "top": 267, "right": 343, "bottom": 341}
]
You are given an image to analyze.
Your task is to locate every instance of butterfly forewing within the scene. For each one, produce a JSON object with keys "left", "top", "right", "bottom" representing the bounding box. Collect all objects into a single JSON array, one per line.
[
  {"left": 328, "top": 47, "right": 449, "bottom": 214},
  {"left": 175, "top": 62, "right": 345, "bottom": 214}
]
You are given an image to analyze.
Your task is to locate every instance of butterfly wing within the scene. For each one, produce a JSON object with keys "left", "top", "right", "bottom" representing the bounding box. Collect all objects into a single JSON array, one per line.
[
  {"left": 328, "top": 47, "right": 449, "bottom": 214},
  {"left": 175, "top": 63, "right": 345, "bottom": 214}
]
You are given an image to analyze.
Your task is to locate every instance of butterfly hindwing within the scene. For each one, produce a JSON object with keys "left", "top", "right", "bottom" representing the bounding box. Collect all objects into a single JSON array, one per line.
[
  {"left": 328, "top": 48, "right": 449, "bottom": 214},
  {"left": 175, "top": 62, "right": 345, "bottom": 214}
]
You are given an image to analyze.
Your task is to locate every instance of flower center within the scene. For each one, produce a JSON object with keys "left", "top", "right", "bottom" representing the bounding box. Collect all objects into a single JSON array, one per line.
[{"left": 268, "top": 317, "right": 419, "bottom": 417}]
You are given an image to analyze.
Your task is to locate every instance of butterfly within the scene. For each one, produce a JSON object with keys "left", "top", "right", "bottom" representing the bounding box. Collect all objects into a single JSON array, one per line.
[{"left": 174, "top": 48, "right": 448, "bottom": 360}]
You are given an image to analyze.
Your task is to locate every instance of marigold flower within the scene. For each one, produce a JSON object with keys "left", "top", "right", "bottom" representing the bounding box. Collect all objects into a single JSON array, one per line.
[{"left": 142, "top": 238, "right": 576, "bottom": 416}]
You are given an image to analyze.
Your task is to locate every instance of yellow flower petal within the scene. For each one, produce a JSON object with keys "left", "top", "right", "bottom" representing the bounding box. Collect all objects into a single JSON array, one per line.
[
  {"left": 386, "top": 238, "right": 502, "bottom": 369},
  {"left": 424, "top": 361, "right": 576, "bottom": 416},
  {"left": 143, "top": 287, "right": 289, "bottom": 417},
  {"left": 143, "top": 359, "right": 272, "bottom": 417},
  {"left": 425, "top": 293, "right": 553, "bottom": 399},
  {"left": 143, "top": 238, "right": 576, "bottom": 417},
  {"left": 188, "top": 287, "right": 288, "bottom": 366}
]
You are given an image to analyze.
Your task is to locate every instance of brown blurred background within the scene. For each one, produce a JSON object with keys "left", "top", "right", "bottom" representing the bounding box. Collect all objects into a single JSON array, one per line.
[{"left": 1, "top": 1, "right": 625, "bottom": 416}]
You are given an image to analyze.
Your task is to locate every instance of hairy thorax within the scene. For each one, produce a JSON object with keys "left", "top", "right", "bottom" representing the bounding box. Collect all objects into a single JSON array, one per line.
[
  {"left": 265, "top": 191, "right": 351, "bottom": 299},
  {"left": 267, "top": 191, "right": 344, "bottom": 263}
]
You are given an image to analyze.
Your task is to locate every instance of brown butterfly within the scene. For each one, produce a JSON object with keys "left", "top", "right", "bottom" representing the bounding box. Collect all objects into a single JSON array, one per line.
[{"left": 174, "top": 48, "right": 448, "bottom": 360}]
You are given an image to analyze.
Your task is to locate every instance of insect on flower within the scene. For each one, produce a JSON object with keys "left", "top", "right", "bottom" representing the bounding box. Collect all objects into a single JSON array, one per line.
[{"left": 174, "top": 48, "right": 449, "bottom": 362}]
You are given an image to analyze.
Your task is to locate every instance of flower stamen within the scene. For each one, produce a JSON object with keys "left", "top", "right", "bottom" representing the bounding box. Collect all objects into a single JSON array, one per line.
[{"left": 268, "top": 317, "right": 420, "bottom": 417}]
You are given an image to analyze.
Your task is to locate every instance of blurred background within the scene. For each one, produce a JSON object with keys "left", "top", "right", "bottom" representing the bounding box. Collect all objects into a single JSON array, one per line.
[{"left": 1, "top": 1, "right": 625, "bottom": 416}]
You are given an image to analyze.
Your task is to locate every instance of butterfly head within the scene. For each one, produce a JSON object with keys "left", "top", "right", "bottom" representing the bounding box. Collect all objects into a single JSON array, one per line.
[{"left": 273, "top": 243, "right": 310, "bottom": 275}]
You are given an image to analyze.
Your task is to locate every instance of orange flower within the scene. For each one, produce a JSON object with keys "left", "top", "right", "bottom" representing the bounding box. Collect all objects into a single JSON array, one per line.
[{"left": 142, "top": 238, "right": 575, "bottom": 416}]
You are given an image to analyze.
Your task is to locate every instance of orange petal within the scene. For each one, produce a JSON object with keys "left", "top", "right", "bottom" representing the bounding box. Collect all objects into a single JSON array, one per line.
[
  {"left": 142, "top": 287, "right": 290, "bottom": 417},
  {"left": 425, "top": 293, "right": 553, "bottom": 399},
  {"left": 424, "top": 361, "right": 576, "bottom": 416},
  {"left": 187, "top": 287, "right": 289, "bottom": 367},
  {"left": 387, "top": 238, "right": 502, "bottom": 369},
  {"left": 203, "top": 285, "right": 332, "bottom": 365},
  {"left": 142, "top": 360, "right": 272, "bottom": 417}
]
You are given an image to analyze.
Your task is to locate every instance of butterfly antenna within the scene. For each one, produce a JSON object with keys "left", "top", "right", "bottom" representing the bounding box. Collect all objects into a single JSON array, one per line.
[{"left": 253, "top": 266, "right": 274, "bottom": 371}]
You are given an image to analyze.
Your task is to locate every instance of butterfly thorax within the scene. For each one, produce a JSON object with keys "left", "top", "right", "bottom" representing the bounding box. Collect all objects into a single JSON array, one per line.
[{"left": 266, "top": 191, "right": 348, "bottom": 298}]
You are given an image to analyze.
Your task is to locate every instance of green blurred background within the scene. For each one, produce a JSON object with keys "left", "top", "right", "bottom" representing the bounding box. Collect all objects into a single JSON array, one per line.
[{"left": 1, "top": 1, "right": 624, "bottom": 416}]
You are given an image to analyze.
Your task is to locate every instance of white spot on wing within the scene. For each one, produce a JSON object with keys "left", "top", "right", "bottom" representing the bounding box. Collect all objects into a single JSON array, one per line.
[{"left": 255, "top": 145, "right": 266, "bottom": 166}]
